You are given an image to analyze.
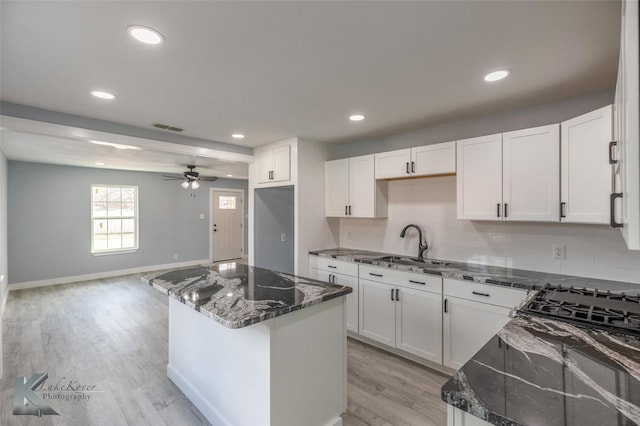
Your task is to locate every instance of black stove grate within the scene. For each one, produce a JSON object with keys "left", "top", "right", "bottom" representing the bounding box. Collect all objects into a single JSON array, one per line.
[{"left": 520, "top": 284, "right": 640, "bottom": 337}]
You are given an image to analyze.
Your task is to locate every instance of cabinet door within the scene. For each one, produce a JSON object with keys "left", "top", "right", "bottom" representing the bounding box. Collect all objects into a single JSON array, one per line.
[
  {"left": 325, "top": 159, "right": 349, "bottom": 217},
  {"left": 375, "top": 149, "right": 411, "bottom": 179},
  {"left": 617, "top": 0, "right": 640, "bottom": 250},
  {"left": 503, "top": 124, "right": 560, "bottom": 222},
  {"left": 359, "top": 279, "right": 395, "bottom": 347},
  {"left": 395, "top": 287, "right": 442, "bottom": 363},
  {"left": 412, "top": 141, "right": 456, "bottom": 176},
  {"left": 333, "top": 273, "right": 359, "bottom": 333},
  {"left": 456, "top": 134, "right": 503, "bottom": 220},
  {"left": 272, "top": 145, "right": 291, "bottom": 182},
  {"left": 561, "top": 105, "right": 613, "bottom": 224},
  {"left": 349, "top": 155, "right": 376, "bottom": 217},
  {"left": 255, "top": 150, "right": 273, "bottom": 184},
  {"left": 442, "top": 297, "right": 511, "bottom": 370},
  {"left": 309, "top": 268, "right": 359, "bottom": 333}
]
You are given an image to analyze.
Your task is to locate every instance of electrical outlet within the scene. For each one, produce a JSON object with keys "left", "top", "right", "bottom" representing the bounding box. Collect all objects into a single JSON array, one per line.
[
  {"left": 199, "top": 213, "right": 205, "bottom": 219},
  {"left": 173, "top": 253, "right": 179, "bottom": 260},
  {"left": 552, "top": 244, "right": 566, "bottom": 260},
  {"left": 281, "top": 233, "right": 286, "bottom": 242}
]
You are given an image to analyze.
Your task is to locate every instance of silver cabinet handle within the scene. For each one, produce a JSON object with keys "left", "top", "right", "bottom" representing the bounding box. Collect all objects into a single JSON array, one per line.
[
  {"left": 409, "top": 279, "right": 425, "bottom": 285},
  {"left": 472, "top": 291, "right": 490, "bottom": 297}
]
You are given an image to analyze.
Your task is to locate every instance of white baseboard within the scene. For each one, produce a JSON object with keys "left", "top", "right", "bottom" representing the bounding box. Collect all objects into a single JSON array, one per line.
[
  {"left": 8, "top": 259, "right": 210, "bottom": 291},
  {"left": 167, "top": 364, "right": 229, "bottom": 426}
]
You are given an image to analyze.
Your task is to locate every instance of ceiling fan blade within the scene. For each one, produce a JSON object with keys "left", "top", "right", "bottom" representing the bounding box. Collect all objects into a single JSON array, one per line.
[
  {"left": 163, "top": 177, "right": 184, "bottom": 181},
  {"left": 199, "top": 177, "right": 218, "bottom": 181}
]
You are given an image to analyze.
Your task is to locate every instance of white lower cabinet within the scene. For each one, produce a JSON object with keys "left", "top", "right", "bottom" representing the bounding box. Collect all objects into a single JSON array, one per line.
[
  {"left": 359, "top": 265, "right": 442, "bottom": 364},
  {"left": 308, "top": 257, "right": 359, "bottom": 333},
  {"left": 442, "top": 278, "right": 528, "bottom": 370}
]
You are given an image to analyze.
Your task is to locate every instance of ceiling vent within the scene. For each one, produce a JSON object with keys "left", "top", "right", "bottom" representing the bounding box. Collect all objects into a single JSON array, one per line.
[{"left": 153, "top": 123, "right": 184, "bottom": 132}]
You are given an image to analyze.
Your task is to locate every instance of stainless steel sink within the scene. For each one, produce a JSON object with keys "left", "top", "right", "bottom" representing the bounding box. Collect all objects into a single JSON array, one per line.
[{"left": 376, "top": 256, "right": 451, "bottom": 267}]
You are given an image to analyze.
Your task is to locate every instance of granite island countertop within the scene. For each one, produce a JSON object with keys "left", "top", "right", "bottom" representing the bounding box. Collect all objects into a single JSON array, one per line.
[
  {"left": 310, "top": 248, "right": 640, "bottom": 293},
  {"left": 143, "top": 262, "right": 352, "bottom": 329},
  {"left": 441, "top": 314, "right": 640, "bottom": 426}
]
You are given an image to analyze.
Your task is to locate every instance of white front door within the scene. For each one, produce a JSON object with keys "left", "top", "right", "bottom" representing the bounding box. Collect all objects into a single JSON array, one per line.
[{"left": 212, "top": 190, "right": 243, "bottom": 262}]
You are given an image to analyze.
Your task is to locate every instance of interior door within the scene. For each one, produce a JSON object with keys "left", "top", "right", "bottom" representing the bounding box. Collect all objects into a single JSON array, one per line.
[{"left": 212, "top": 190, "right": 243, "bottom": 262}]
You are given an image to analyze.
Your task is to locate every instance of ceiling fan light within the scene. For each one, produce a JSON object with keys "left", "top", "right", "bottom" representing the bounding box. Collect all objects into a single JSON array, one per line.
[
  {"left": 191, "top": 181, "right": 200, "bottom": 189},
  {"left": 181, "top": 181, "right": 190, "bottom": 189}
]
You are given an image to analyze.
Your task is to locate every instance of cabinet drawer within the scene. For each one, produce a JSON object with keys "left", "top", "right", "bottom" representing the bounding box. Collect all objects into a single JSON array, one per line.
[
  {"left": 313, "top": 257, "right": 359, "bottom": 277},
  {"left": 359, "top": 265, "right": 441, "bottom": 294},
  {"left": 443, "top": 278, "right": 528, "bottom": 309}
]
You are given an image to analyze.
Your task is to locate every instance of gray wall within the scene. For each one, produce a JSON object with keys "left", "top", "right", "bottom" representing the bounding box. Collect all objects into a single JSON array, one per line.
[
  {"left": 0, "top": 148, "right": 6, "bottom": 378},
  {"left": 8, "top": 161, "right": 248, "bottom": 284},
  {"left": 254, "top": 186, "right": 294, "bottom": 274},
  {"left": 334, "top": 88, "right": 614, "bottom": 159}
]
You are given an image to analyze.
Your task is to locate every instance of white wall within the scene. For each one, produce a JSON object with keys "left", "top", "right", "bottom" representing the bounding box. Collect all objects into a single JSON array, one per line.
[{"left": 339, "top": 177, "right": 640, "bottom": 284}]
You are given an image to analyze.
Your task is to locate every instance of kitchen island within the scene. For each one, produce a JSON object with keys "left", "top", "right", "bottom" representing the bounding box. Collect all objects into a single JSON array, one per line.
[
  {"left": 143, "top": 262, "right": 352, "bottom": 426},
  {"left": 441, "top": 314, "right": 640, "bottom": 426}
]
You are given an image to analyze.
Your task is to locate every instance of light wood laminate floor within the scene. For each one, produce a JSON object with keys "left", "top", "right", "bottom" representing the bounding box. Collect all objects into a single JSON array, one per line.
[{"left": 1, "top": 275, "right": 449, "bottom": 425}]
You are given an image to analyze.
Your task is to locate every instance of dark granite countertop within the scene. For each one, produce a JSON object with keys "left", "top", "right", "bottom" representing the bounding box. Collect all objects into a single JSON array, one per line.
[
  {"left": 441, "top": 315, "right": 640, "bottom": 426},
  {"left": 310, "top": 248, "right": 640, "bottom": 293},
  {"left": 143, "top": 262, "right": 352, "bottom": 329}
]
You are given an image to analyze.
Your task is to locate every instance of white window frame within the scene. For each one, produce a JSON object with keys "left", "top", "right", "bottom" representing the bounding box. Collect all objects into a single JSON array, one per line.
[{"left": 91, "top": 184, "right": 139, "bottom": 255}]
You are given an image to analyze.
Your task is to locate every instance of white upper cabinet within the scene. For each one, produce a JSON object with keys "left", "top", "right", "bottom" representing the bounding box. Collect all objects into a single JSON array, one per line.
[
  {"left": 614, "top": 0, "right": 640, "bottom": 250},
  {"left": 412, "top": 141, "right": 456, "bottom": 176},
  {"left": 325, "top": 159, "right": 350, "bottom": 217},
  {"left": 325, "top": 155, "right": 387, "bottom": 218},
  {"left": 456, "top": 134, "right": 503, "bottom": 220},
  {"left": 374, "top": 149, "right": 411, "bottom": 179},
  {"left": 457, "top": 125, "right": 559, "bottom": 222},
  {"left": 374, "top": 141, "right": 456, "bottom": 180},
  {"left": 255, "top": 145, "right": 291, "bottom": 184},
  {"left": 503, "top": 124, "right": 560, "bottom": 222},
  {"left": 561, "top": 105, "right": 612, "bottom": 224}
]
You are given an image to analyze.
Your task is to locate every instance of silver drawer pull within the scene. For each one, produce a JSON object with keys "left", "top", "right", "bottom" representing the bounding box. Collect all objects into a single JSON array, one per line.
[
  {"left": 409, "top": 280, "right": 426, "bottom": 285},
  {"left": 327, "top": 265, "right": 337, "bottom": 269},
  {"left": 472, "top": 291, "right": 490, "bottom": 297},
  {"left": 369, "top": 273, "right": 383, "bottom": 277}
]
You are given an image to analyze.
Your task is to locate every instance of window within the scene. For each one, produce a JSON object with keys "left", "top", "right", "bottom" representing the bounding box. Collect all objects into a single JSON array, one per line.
[
  {"left": 91, "top": 185, "right": 138, "bottom": 254},
  {"left": 219, "top": 196, "right": 237, "bottom": 209}
]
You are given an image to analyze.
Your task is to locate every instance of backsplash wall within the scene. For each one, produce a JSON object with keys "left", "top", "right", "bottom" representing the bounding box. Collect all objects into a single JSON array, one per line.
[{"left": 339, "top": 177, "right": 640, "bottom": 285}]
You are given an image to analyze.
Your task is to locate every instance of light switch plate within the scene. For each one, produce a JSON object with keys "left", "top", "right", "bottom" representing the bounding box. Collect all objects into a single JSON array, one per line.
[{"left": 199, "top": 213, "right": 205, "bottom": 219}]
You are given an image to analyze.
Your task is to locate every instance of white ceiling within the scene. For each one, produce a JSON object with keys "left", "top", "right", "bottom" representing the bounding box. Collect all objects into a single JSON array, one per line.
[{"left": 0, "top": 1, "right": 621, "bottom": 173}]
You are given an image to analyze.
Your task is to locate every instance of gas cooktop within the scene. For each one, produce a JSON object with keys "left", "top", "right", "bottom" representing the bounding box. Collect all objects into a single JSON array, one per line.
[{"left": 519, "top": 284, "right": 640, "bottom": 337}]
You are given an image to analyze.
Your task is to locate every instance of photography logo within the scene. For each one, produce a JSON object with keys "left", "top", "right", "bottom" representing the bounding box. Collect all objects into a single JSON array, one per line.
[{"left": 13, "top": 373, "right": 60, "bottom": 417}]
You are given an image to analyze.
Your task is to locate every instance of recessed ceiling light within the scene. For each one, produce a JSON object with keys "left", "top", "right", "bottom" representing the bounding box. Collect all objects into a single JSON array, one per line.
[
  {"left": 349, "top": 114, "right": 365, "bottom": 121},
  {"left": 95, "top": 162, "right": 105, "bottom": 166},
  {"left": 91, "top": 90, "right": 116, "bottom": 100},
  {"left": 127, "top": 25, "right": 164, "bottom": 45},
  {"left": 89, "top": 140, "right": 141, "bottom": 150},
  {"left": 232, "top": 133, "right": 245, "bottom": 139},
  {"left": 226, "top": 174, "right": 233, "bottom": 177},
  {"left": 484, "top": 70, "right": 510, "bottom": 82}
]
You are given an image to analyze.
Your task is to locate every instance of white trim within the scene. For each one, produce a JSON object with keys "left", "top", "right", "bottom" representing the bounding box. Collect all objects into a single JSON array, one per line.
[
  {"left": 8, "top": 259, "right": 209, "bottom": 291},
  {"left": 209, "top": 187, "right": 245, "bottom": 263},
  {"left": 1, "top": 282, "right": 8, "bottom": 315},
  {"left": 91, "top": 249, "right": 139, "bottom": 257}
]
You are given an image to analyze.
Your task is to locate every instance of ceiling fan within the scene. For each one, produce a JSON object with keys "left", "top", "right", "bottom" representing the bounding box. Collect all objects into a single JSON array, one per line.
[{"left": 163, "top": 165, "right": 218, "bottom": 190}]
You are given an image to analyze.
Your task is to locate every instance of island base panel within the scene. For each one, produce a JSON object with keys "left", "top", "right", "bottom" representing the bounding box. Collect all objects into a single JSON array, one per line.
[{"left": 168, "top": 297, "right": 347, "bottom": 426}]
